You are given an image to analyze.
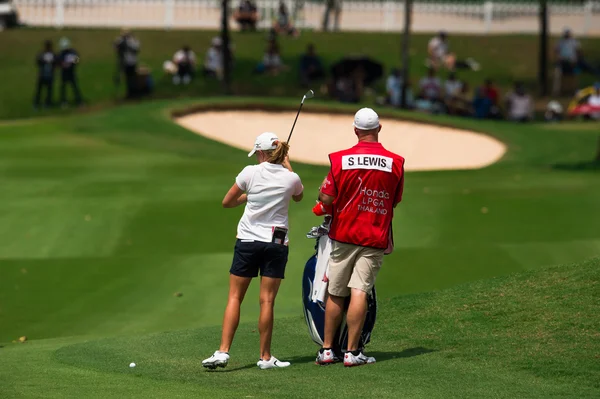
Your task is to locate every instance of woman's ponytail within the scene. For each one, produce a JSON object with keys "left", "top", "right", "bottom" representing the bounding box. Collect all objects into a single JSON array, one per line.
[{"left": 267, "top": 141, "right": 290, "bottom": 165}]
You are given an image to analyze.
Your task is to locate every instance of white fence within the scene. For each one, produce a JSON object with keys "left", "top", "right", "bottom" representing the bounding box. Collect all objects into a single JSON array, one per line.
[{"left": 12, "top": 0, "right": 600, "bottom": 35}]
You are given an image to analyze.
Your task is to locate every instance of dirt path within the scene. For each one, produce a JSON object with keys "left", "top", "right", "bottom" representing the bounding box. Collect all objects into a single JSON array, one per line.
[{"left": 175, "top": 110, "right": 506, "bottom": 171}]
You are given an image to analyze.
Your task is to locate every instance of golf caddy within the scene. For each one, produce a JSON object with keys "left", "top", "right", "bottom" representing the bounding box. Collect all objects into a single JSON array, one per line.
[{"left": 303, "top": 215, "right": 378, "bottom": 356}]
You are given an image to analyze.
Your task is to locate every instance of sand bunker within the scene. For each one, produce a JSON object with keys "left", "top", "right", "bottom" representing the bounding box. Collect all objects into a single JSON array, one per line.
[{"left": 175, "top": 111, "right": 506, "bottom": 171}]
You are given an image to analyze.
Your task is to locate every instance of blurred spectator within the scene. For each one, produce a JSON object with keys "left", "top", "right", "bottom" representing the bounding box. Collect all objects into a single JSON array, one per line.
[
  {"left": 427, "top": 31, "right": 479, "bottom": 72},
  {"left": 273, "top": 1, "right": 298, "bottom": 37},
  {"left": 472, "top": 87, "right": 492, "bottom": 119},
  {"left": 447, "top": 82, "right": 472, "bottom": 116},
  {"left": 135, "top": 65, "right": 154, "bottom": 97},
  {"left": 444, "top": 72, "right": 462, "bottom": 100},
  {"left": 34, "top": 40, "right": 56, "bottom": 109},
  {"left": 481, "top": 78, "right": 502, "bottom": 119},
  {"left": 553, "top": 28, "right": 581, "bottom": 95},
  {"left": 322, "top": 0, "right": 342, "bottom": 32},
  {"left": 505, "top": 82, "right": 533, "bottom": 122},
  {"left": 256, "top": 40, "right": 285, "bottom": 75},
  {"left": 299, "top": 44, "right": 325, "bottom": 87},
  {"left": 418, "top": 68, "right": 442, "bottom": 102},
  {"left": 234, "top": 0, "right": 258, "bottom": 32},
  {"left": 332, "top": 76, "right": 358, "bottom": 103},
  {"left": 172, "top": 45, "right": 197, "bottom": 85},
  {"left": 204, "top": 37, "right": 224, "bottom": 80},
  {"left": 57, "top": 37, "right": 82, "bottom": 107},
  {"left": 481, "top": 78, "right": 499, "bottom": 105},
  {"left": 588, "top": 83, "right": 600, "bottom": 120},
  {"left": 544, "top": 100, "right": 564, "bottom": 123},
  {"left": 114, "top": 29, "right": 141, "bottom": 99},
  {"left": 386, "top": 68, "right": 413, "bottom": 108}
]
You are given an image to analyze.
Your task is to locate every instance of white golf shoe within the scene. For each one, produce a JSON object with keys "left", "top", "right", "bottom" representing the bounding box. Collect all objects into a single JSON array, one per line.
[
  {"left": 343, "top": 351, "right": 376, "bottom": 367},
  {"left": 257, "top": 356, "right": 290, "bottom": 369},
  {"left": 202, "top": 351, "right": 229, "bottom": 369},
  {"left": 315, "top": 348, "right": 341, "bottom": 365}
]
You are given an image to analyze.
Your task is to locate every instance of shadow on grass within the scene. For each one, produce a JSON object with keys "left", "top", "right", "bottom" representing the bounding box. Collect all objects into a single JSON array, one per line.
[
  {"left": 552, "top": 160, "right": 600, "bottom": 172},
  {"left": 369, "top": 347, "right": 437, "bottom": 362},
  {"left": 205, "top": 347, "right": 436, "bottom": 372}
]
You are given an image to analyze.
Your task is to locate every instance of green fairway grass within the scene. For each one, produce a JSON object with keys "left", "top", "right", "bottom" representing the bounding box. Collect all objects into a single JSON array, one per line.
[
  {"left": 0, "top": 98, "right": 599, "bottom": 397},
  {"left": 1, "top": 257, "right": 598, "bottom": 398},
  {"left": 1, "top": 28, "right": 600, "bottom": 120}
]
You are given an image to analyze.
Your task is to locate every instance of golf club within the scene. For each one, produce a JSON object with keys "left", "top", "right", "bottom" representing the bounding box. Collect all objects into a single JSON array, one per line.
[{"left": 287, "top": 89, "right": 314, "bottom": 144}]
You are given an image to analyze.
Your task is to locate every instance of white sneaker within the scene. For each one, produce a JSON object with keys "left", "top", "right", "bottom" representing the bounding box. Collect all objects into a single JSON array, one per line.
[
  {"left": 202, "top": 351, "right": 229, "bottom": 369},
  {"left": 257, "top": 356, "right": 290, "bottom": 369},
  {"left": 344, "top": 351, "right": 376, "bottom": 367},
  {"left": 315, "top": 348, "right": 341, "bottom": 365}
]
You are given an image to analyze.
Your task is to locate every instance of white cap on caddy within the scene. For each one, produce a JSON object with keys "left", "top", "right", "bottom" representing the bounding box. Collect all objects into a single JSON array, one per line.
[
  {"left": 248, "top": 132, "right": 280, "bottom": 157},
  {"left": 353, "top": 107, "right": 380, "bottom": 130}
]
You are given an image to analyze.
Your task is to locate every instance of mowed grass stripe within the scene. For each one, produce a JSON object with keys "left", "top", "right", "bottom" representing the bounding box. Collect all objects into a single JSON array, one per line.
[{"left": 0, "top": 257, "right": 595, "bottom": 398}]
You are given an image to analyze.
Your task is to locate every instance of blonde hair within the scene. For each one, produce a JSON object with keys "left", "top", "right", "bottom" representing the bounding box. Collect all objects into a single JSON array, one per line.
[{"left": 264, "top": 141, "right": 289, "bottom": 165}]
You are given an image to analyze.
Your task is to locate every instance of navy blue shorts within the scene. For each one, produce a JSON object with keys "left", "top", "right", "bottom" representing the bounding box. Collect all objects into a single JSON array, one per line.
[{"left": 230, "top": 239, "right": 289, "bottom": 279}]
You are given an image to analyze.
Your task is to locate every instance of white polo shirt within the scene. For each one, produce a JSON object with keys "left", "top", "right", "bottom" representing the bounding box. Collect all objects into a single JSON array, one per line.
[{"left": 235, "top": 162, "right": 304, "bottom": 243}]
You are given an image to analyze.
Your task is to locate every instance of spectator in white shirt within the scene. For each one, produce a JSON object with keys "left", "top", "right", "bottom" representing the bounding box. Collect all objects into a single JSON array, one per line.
[
  {"left": 386, "top": 68, "right": 413, "bottom": 108},
  {"left": 172, "top": 45, "right": 196, "bottom": 85},
  {"left": 204, "top": 37, "right": 224, "bottom": 80},
  {"left": 444, "top": 72, "right": 462, "bottom": 100},
  {"left": 427, "top": 31, "right": 479, "bottom": 72},
  {"left": 555, "top": 29, "right": 581, "bottom": 77},
  {"left": 505, "top": 82, "right": 534, "bottom": 122}
]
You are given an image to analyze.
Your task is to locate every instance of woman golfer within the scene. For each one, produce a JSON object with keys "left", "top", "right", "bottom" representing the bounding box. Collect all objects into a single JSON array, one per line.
[{"left": 202, "top": 132, "right": 304, "bottom": 370}]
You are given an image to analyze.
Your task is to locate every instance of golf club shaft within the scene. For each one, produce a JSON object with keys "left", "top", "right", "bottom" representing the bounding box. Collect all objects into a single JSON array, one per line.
[{"left": 287, "top": 102, "right": 304, "bottom": 144}]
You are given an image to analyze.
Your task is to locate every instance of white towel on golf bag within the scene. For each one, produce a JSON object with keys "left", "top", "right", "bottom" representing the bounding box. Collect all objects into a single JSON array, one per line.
[{"left": 311, "top": 237, "right": 332, "bottom": 304}]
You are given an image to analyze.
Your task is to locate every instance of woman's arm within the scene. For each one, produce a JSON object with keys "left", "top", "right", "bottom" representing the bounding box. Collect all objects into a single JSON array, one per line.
[
  {"left": 292, "top": 191, "right": 304, "bottom": 202},
  {"left": 222, "top": 183, "right": 247, "bottom": 208}
]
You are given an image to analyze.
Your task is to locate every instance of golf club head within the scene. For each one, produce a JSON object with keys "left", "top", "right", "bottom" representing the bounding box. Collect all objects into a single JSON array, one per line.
[{"left": 302, "top": 89, "right": 315, "bottom": 103}]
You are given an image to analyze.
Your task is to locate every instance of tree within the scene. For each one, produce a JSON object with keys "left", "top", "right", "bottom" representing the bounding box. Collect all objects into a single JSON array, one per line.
[
  {"left": 221, "top": 0, "right": 232, "bottom": 94},
  {"left": 400, "top": 0, "right": 413, "bottom": 109},
  {"left": 539, "top": 0, "right": 548, "bottom": 96}
]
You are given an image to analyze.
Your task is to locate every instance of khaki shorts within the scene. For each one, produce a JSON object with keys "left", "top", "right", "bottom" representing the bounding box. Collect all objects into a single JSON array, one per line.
[{"left": 327, "top": 241, "right": 384, "bottom": 297}]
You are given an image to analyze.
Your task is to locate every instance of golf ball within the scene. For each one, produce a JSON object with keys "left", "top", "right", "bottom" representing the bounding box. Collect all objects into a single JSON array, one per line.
[{"left": 129, "top": 362, "right": 136, "bottom": 368}]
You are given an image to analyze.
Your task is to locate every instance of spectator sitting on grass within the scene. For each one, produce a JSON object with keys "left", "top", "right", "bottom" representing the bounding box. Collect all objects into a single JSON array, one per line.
[
  {"left": 505, "top": 82, "right": 534, "bottom": 122},
  {"left": 256, "top": 40, "right": 285, "bottom": 75},
  {"left": 172, "top": 45, "right": 196, "bottom": 85},
  {"left": 473, "top": 86, "right": 492, "bottom": 119},
  {"left": 418, "top": 68, "right": 442, "bottom": 101},
  {"left": 447, "top": 82, "right": 472, "bottom": 117},
  {"left": 386, "top": 68, "right": 413, "bottom": 108},
  {"left": 299, "top": 44, "right": 325, "bottom": 87},
  {"left": 427, "top": 31, "right": 479, "bottom": 72},
  {"left": 481, "top": 78, "right": 502, "bottom": 119},
  {"left": 444, "top": 72, "right": 462, "bottom": 101},
  {"left": 234, "top": 0, "right": 258, "bottom": 32},
  {"left": 273, "top": 1, "right": 298, "bottom": 37}
]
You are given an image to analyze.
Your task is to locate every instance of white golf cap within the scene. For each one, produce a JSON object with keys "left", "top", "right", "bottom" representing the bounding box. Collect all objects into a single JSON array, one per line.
[
  {"left": 248, "top": 132, "right": 279, "bottom": 157},
  {"left": 353, "top": 108, "right": 380, "bottom": 130},
  {"left": 212, "top": 36, "right": 222, "bottom": 46}
]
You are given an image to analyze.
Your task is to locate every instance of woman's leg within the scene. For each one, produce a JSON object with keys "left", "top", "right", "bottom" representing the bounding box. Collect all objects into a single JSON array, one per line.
[
  {"left": 219, "top": 274, "right": 252, "bottom": 353},
  {"left": 258, "top": 276, "right": 282, "bottom": 360}
]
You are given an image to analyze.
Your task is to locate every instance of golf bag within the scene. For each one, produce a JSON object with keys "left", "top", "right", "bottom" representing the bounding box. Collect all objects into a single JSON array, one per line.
[{"left": 302, "top": 233, "right": 378, "bottom": 352}]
